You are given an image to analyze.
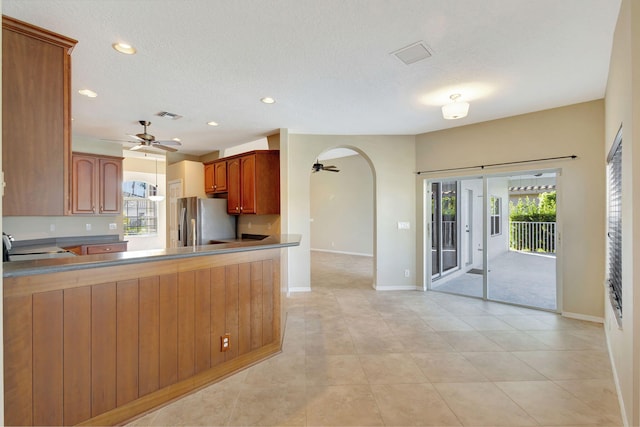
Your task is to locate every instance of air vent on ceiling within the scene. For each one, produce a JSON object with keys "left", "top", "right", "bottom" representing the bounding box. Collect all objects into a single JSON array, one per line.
[
  {"left": 391, "top": 41, "right": 433, "bottom": 65},
  {"left": 156, "top": 111, "right": 183, "bottom": 120}
]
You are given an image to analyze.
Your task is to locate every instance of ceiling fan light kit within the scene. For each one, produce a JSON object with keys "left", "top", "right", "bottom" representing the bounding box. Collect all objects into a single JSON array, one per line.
[{"left": 442, "top": 93, "right": 469, "bottom": 120}]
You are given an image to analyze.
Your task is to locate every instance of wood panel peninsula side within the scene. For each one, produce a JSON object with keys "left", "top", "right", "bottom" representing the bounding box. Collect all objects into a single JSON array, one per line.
[{"left": 3, "top": 235, "right": 300, "bottom": 426}]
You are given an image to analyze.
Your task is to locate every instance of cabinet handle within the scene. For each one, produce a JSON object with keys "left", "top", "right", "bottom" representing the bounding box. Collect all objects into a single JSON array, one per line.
[{"left": 105, "top": 247, "right": 111, "bottom": 251}]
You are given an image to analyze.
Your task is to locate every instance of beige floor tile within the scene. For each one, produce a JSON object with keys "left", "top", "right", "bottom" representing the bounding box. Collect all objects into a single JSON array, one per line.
[
  {"left": 421, "top": 315, "right": 475, "bottom": 331},
  {"left": 228, "top": 385, "right": 307, "bottom": 426},
  {"left": 526, "top": 330, "right": 606, "bottom": 350},
  {"left": 412, "top": 352, "right": 488, "bottom": 383},
  {"left": 306, "top": 330, "right": 357, "bottom": 355},
  {"left": 351, "top": 332, "right": 406, "bottom": 354},
  {"left": 305, "top": 354, "right": 368, "bottom": 385},
  {"left": 434, "top": 382, "right": 537, "bottom": 426},
  {"left": 481, "top": 330, "right": 551, "bottom": 351},
  {"left": 496, "top": 314, "right": 560, "bottom": 330},
  {"left": 398, "top": 332, "right": 456, "bottom": 353},
  {"left": 359, "top": 353, "right": 427, "bottom": 384},
  {"left": 243, "top": 353, "right": 306, "bottom": 386},
  {"left": 554, "top": 379, "right": 623, "bottom": 425},
  {"left": 306, "top": 384, "right": 384, "bottom": 426},
  {"left": 461, "top": 351, "right": 547, "bottom": 381},
  {"left": 438, "top": 330, "right": 505, "bottom": 352},
  {"left": 371, "top": 383, "right": 461, "bottom": 426},
  {"left": 513, "top": 350, "right": 612, "bottom": 380},
  {"left": 457, "top": 315, "right": 516, "bottom": 331},
  {"left": 496, "top": 380, "right": 620, "bottom": 426}
]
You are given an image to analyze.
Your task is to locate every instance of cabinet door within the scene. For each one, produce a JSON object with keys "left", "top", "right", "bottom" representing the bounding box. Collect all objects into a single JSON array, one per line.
[
  {"left": 72, "top": 155, "right": 97, "bottom": 214},
  {"left": 213, "top": 160, "right": 227, "bottom": 192},
  {"left": 204, "top": 163, "right": 215, "bottom": 194},
  {"left": 99, "top": 158, "right": 122, "bottom": 214},
  {"left": 240, "top": 155, "right": 256, "bottom": 214},
  {"left": 227, "top": 158, "right": 241, "bottom": 214}
]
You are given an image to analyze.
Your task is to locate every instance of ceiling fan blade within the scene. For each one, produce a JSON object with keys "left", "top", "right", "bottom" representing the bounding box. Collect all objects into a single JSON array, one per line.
[
  {"left": 129, "top": 144, "right": 144, "bottom": 151},
  {"left": 154, "top": 139, "right": 182, "bottom": 146},
  {"left": 326, "top": 168, "right": 340, "bottom": 172},
  {"left": 127, "top": 133, "right": 145, "bottom": 142},
  {"left": 324, "top": 165, "right": 338, "bottom": 169},
  {"left": 153, "top": 144, "right": 178, "bottom": 152}
]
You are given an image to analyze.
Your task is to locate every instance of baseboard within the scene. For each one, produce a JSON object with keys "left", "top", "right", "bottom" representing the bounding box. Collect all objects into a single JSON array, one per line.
[
  {"left": 311, "top": 248, "right": 373, "bottom": 257},
  {"left": 604, "top": 320, "right": 630, "bottom": 427},
  {"left": 374, "top": 285, "right": 417, "bottom": 291},
  {"left": 288, "top": 286, "right": 311, "bottom": 293},
  {"left": 561, "top": 311, "right": 604, "bottom": 324}
]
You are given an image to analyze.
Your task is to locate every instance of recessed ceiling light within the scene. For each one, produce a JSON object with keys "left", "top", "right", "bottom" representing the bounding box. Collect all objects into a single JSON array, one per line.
[
  {"left": 78, "top": 89, "right": 97, "bottom": 98},
  {"left": 261, "top": 97, "right": 276, "bottom": 104},
  {"left": 112, "top": 42, "right": 136, "bottom": 55},
  {"left": 207, "top": 121, "right": 219, "bottom": 126}
]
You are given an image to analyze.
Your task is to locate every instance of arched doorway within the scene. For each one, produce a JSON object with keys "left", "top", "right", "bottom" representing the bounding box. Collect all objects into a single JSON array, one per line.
[{"left": 309, "top": 147, "right": 376, "bottom": 289}]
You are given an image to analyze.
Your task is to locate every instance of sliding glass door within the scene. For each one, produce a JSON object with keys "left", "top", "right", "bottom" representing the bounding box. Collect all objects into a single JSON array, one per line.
[{"left": 427, "top": 171, "right": 558, "bottom": 311}]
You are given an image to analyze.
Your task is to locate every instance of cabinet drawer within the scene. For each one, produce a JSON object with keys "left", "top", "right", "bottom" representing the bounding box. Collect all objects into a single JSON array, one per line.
[{"left": 84, "top": 242, "right": 127, "bottom": 255}]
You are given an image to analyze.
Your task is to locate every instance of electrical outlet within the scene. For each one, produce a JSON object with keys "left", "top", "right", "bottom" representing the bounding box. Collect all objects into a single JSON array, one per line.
[
  {"left": 109, "top": 223, "right": 117, "bottom": 230},
  {"left": 50, "top": 224, "right": 55, "bottom": 232},
  {"left": 221, "top": 333, "right": 231, "bottom": 352},
  {"left": 85, "top": 223, "right": 92, "bottom": 231},
  {"left": 404, "top": 269, "right": 410, "bottom": 278}
]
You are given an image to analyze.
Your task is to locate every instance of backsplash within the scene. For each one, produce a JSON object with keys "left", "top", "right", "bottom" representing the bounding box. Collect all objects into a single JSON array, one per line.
[{"left": 3, "top": 216, "right": 122, "bottom": 242}]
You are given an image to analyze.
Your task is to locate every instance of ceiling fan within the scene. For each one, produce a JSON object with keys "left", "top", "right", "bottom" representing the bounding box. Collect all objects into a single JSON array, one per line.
[
  {"left": 112, "top": 120, "right": 182, "bottom": 152},
  {"left": 312, "top": 160, "right": 340, "bottom": 173}
]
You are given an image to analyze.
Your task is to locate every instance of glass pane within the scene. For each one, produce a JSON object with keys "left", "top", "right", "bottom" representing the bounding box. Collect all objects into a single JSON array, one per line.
[
  {"left": 441, "top": 181, "right": 458, "bottom": 273},
  {"left": 487, "top": 173, "right": 557, "bottom": 310},
  {"left": 431, "top": 183, "right": 440, "bottom": 276}
]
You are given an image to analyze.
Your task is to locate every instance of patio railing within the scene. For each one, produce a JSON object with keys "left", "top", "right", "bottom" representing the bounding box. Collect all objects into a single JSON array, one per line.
[{"left": 509, "top": 221, "right": 556, "bottom": 253}]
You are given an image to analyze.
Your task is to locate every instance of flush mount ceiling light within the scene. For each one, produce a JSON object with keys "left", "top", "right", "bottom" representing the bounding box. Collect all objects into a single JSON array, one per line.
[
  {"left": 112, "top": 42, "right": 136, "bottom": 55},
  {"left": 78, "top": 89, "right": 97, "bottom": 98},
  {"left": 207, "top": 121, "right": 219, "bottom": 126},
  {"left": 260, "top": 97, "right": 276, "bottom": 104},
  {"left": 442, "top": 93, "right": 469, "bottom": 120}
]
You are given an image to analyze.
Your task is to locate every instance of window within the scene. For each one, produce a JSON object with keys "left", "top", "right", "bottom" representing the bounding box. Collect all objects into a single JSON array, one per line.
[
  {"left": 490, "top": 196, "right": 502, "bottom": 236},
  {"left": 607, "top": 127, "right": 622, "bottom": 324},
  {"left": 122, "top": 180, "right": 159, "bottom": 236}
]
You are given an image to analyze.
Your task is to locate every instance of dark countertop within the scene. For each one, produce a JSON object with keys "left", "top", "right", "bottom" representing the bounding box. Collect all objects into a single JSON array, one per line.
[{"left": 3, "top": 234, "right": 301, "bottom": 278}]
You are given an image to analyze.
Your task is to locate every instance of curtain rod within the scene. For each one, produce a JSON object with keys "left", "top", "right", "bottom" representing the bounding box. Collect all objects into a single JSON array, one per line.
[{"left": 415, "top": 155, "right": 577, "bottom": 175}]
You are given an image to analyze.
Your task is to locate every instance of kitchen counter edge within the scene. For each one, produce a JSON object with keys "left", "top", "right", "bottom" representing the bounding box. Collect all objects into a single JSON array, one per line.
[{"left": 3, "top": 234, "right": 301, "bottom": 278}]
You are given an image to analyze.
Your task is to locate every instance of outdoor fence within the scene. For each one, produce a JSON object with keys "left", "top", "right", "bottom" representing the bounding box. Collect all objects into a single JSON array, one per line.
[{"left": 509, "top": 221, "right": 556, "bottom": 253}]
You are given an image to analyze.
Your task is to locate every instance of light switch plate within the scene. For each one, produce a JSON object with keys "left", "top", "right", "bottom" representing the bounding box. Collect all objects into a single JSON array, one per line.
[{"left": 398, "top": 221, "right": 410, "bottom": 230}]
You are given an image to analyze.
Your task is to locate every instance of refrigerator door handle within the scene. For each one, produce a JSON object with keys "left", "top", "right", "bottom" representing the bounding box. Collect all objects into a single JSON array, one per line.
[{"left": 191, "top": 219, "right": 197, "bottom": 247}]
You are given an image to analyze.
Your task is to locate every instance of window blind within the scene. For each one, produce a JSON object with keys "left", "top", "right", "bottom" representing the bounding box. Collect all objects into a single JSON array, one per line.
[{"left": 607, "top": 129, "right": 622, "bottom": 323}]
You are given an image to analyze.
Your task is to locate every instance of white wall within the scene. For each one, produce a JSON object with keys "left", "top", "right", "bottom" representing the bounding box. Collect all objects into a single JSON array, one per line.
[
  {"left": 603, "top": 1, "right": 640, "bottom": 425},
  {"left": 285, "top": 134, "right": 416, "bottom": 291},
  {"left": 416, "top": 100, "right": 605, "bottom": 319},
  {"left": 310, "top": 154, "right": 373, "bottom": 256}
]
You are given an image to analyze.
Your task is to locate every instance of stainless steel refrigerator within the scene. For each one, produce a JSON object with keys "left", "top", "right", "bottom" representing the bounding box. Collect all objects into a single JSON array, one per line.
[{"left": 177, "top": 197, "right": 236, "bottom": 246}]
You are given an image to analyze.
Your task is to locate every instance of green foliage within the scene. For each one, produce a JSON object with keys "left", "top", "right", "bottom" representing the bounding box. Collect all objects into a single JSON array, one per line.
[{"left": 509, "top": 191, "right": 556, "bottom": 222}]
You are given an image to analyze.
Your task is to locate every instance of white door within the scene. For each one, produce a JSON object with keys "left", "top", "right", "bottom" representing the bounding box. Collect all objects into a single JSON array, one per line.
[{"left": 168, "top": 179, "right": 183, "bottom": 248}]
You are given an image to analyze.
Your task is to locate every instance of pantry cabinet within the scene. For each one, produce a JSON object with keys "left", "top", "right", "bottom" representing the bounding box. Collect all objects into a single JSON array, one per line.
[
  {"left": 2, "top": 16, "right": 77, "bottom": 216},
  {"left": 71, "top": 153, "right": 123, "bottom": 215}
]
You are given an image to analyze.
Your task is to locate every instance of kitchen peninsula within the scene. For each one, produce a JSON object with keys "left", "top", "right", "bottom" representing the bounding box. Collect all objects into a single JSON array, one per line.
[{"left": 3, "top": 235, "right": 300, "bottom": 426}]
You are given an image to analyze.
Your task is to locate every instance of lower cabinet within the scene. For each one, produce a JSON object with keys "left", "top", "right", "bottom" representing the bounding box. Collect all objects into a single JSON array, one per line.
[{"left": 3, "top": 249, "right": 281, "bottom": 426}]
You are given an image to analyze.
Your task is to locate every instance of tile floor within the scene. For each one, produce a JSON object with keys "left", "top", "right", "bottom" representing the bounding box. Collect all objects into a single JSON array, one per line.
[{"left": 128, "top": 252, "right": 622, "bottom": 426}]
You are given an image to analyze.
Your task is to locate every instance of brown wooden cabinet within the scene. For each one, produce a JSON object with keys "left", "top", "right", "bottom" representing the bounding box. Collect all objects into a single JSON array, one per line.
[
  {"left": 2, "top": 16, "right": 77, "bottom": 216},
  {"left": 226, "top": 151, "right": 279, "bottom": 215},
  {"left": 71, "top": 153, "right": 123, "bottom": 215},
  {"left": 65, "top": 242, "right": 128, "bottom": 256},
  {"left": 204, "top": 159, "right": 227, "bottom": 194}
]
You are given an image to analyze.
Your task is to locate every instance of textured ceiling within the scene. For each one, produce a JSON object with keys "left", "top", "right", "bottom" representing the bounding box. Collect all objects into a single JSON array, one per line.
[{"left": 3, "top": 0, "right": 621, "bottom": 156}]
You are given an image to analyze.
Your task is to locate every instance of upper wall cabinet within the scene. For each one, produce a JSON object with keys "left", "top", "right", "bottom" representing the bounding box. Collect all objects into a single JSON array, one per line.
[
  {"left": 2, "top": 16, "right": 77, "bottom": 216},
  {"left": 226, "top": 150, "right": 280, "bottom": 215},
  {"left": 204, "top": 159, "right": 227, "bottom": 194},
  {"left": 71, "top": 153, "right": 123, "bottom": 215}
]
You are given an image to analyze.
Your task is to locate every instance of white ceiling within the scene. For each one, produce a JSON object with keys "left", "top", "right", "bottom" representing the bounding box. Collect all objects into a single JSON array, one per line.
[{"left": 3, "top": 0, "right": 621, "bottom": 156}]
